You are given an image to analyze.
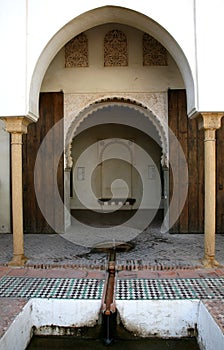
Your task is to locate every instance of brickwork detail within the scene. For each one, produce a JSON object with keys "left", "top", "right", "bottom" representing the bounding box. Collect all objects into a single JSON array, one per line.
[
  {"left": 104, "top": 30, "right": 128, "bottom": 66},
  {"left": 65, "top": 33, "right": 88, "bottom": 68},
  {"left": 143, "top": 33, "right": 168, "bottom": 66}
]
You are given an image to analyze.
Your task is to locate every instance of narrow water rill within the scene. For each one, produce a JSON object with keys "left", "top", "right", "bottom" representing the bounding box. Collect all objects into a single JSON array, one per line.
[
  {"left": 26, "top": 245, "right": 200, "bottom": 350},
  {"left": 101, "top": 248, "right": 117, "bottom": 345}
]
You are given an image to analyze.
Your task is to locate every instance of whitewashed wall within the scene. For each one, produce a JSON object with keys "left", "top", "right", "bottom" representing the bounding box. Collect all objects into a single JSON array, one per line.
[
  {"left": 41, "top": 23, "right": 184, "bottom": 94},
  {"left": 0, "top": 120, "right": 10, "bottom": 233},
  {"left": 1, "top": 0, "right": 224, "bottom": 119}
]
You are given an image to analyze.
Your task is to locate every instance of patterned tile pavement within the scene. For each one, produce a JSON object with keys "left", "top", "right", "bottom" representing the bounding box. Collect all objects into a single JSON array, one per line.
[
  {"left": 0, "top": 276, "right": 104, "bottom": 299},
  {"left": 0, "top": 266, "right": 224, "bottom": 343},
  {"left": 116, "top": 278, "right": 224, "bottom": 300},
  {"left": 0, "top": 228, "right": 224, "bottom": 343}
]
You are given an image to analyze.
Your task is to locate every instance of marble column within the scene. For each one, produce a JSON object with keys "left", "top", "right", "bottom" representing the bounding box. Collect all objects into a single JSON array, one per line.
[
  {"left": 3, "top": 117, "right": 31, "bottom": 266},
  {"left": 198, "top": 112, "right": 223, "bottom": 267}
]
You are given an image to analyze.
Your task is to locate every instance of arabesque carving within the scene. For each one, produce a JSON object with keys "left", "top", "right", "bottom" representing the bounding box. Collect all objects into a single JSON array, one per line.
[
  {"left": 65, "top": 33, "right": 88, "bottom": 68},
  {"left": 104, "top": 30, "right": 128, "bottom": 66},
  {"left": 64, "top": 92, "right": 168, "bottom": 136},
  {"left": 64, "top": 93, "right": 168, "bottom": 169},
  {"left": 143, "top": 33, "right": 168, "bottom": 66}
]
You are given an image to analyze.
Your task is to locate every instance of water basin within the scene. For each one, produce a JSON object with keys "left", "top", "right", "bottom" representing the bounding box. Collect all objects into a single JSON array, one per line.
[{"left": 27, "top": 335, "right": 199, "bottom": 349}]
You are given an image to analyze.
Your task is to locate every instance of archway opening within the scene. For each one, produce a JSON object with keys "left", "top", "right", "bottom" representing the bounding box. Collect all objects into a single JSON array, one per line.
[
  {"left": 66, "top": 104, "right": 167, "bottom": 234},
  {"left": 35, "top": 13, "right": 189, "bottom": 240}
]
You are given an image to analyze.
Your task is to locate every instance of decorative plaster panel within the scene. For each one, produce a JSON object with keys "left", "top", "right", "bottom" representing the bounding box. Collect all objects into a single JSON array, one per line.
[
  {"left": 64, "top": 92, "right": 167, "bottom": 136},
  {"left": 65, "top": 33, "right": 88, "bottom": 68},
  {"left": 64, "top": 92, "right": 168, "bottom": 169},
  {"left": 143, "top": 33, "right": 168, "bottom": 66},
  {"left": 104, "top": 30, "right": 128, "bottom": 66}
]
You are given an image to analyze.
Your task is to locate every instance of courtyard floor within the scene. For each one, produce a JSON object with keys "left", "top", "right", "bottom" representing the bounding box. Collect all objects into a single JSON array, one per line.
[{"left": 0, "top": 224, "right": 224, "bottom": 346}]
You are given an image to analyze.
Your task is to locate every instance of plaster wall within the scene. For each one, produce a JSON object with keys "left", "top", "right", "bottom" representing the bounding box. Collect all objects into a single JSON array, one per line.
[
  {"left": 0, "top": 0, "right": 195, "bottom": 118},
  {"left": 0, "top": 0, "right": 27, "bottom": 116},
  {"left": 1, "top": 299, "right": 224, "bottom": 349},
  {"left": 0, "top": 120, "right": 11, "bottom": 233},
  {"left": 1, "top": 1, "right": 223, "bottom": 120},
  {"left": 25, "top": 0, "right": 196, "bottom": 108},
  {"left": 32, "top": 299, "right": 101, "bottom": 329},
  {"left": 40, "top": 23, "right": 184, "bottom": 94},
  {"left": 195, "top": 0, "right": 224, "bottom": 112}
]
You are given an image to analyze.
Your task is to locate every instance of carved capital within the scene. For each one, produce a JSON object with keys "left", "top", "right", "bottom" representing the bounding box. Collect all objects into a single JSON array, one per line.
[
  {"left": 198, "top": 112, "right": 223, "bottom": 131},
  {"left": 2, "top": 116, "right": 32, "bottom": 134}
]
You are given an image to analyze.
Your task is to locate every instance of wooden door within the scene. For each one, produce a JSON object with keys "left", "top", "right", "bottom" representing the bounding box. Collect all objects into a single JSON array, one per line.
[
  {"left": 168, "top": 89, "right": 204, "bottom": 233},
  {"left": 216, "top": 118, "right": 224, "bottom": 233},
  {"left": 23, "top": 92, "right": 64, "bottom": 233}
]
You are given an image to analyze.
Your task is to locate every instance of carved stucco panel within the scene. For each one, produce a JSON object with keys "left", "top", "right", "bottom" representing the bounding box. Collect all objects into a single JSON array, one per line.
[
  {"left": 65, "top": 33, "right": 88, "bottom": 68},
  {"left": 104, "top": 30, "right": 128, "bottom": 66},
  {"left": 143, "top": 33, "right": 168, "bottom": 66},
  {"left": 64, "top": 92, "right": 168, "bottom": 136},
  {"left": 64, "top": 92, "right": 168, "bottom": 169}
]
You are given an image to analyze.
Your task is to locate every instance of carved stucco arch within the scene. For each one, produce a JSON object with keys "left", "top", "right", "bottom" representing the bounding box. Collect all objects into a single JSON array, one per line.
[{"left": 65, "top": 97, "right": 168, "bottom": 169}]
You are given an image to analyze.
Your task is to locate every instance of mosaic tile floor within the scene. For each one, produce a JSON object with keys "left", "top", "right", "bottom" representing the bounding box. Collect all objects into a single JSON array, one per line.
[
  {"left": 0, "top": 276, "right": 224, "bottom": 301},
  {"left": 116, "top": 278, "right": 224, "bottom": 300},
  {"left": 0, "top": 277, "right": 104, "bottom": 299}
]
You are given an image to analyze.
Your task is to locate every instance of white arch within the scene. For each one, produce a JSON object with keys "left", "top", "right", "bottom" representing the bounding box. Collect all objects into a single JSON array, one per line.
[{"left": 29, "top": 6, "right": 196, "bottom": 119}]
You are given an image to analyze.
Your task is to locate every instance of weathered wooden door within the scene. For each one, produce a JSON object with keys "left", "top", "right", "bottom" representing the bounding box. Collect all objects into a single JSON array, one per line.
[
  {"left": 168, "top": 89, "right": 204, "bottom": 233},
  {"left": 23, "top": 92, "right": 64, "bottom": 233},
  {"left": 169, "top": 89, "right": 224, "bottom": 233}
]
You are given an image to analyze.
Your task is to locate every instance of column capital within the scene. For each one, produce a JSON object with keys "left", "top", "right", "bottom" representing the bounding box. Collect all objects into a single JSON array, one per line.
[
  {"left": 2, "top": 116, "right": 32, "bottom": 134},
  {"left": 198, "top": 112, "right": 224, "bottom": 131}
]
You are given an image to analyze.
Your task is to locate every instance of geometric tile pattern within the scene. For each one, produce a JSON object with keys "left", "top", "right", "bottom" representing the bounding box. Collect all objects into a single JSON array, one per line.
[
  {"left": 1, "top": 276, "right": 224, "bottom": 301},
  {"left": 0, "top": 277, "right": 104, "bottom": 300},
  {"left": 116, "top": 278, "right": 224, "bottom": 300}
]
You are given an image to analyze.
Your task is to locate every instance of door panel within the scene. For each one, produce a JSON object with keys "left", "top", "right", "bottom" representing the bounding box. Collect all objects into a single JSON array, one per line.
[{"left": 23, "top": 92, "right": 64, "bottom": 233}]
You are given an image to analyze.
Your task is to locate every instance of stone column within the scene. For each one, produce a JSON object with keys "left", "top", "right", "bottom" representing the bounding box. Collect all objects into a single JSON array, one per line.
[
  {"left": 3, "top": 117, "right": 31, "bottom": 266},
  {"left": 198, "top": 112, "right": 223, "bottom": 267}
]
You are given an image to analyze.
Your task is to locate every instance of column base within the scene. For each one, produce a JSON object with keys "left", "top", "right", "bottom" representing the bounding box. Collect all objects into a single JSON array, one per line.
[
  {"left": 8, "top": 254, "right": 28, "bottom": 267},
  {"left": 202, "top": 256, "right": 221, "bottom": 268}
]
